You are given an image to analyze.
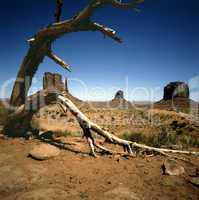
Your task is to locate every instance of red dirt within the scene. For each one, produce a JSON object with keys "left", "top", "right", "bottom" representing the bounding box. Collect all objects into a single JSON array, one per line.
[{"left": 0, "top": 136, "right": 198, "bottom": 200}]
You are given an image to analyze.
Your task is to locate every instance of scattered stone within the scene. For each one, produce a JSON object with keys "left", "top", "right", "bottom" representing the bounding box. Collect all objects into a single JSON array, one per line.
[
  {"left": 104, "top": 186, "right": 140, "bottom": 200},
  {"left": 162, "top": 159, "right": 185, "bottom": 176},
  {"left": 189, "top": 177, "right": 199, "bottom": 187},
  {"left": 29, "top": 143, "right": 60, "bottom": 160}
]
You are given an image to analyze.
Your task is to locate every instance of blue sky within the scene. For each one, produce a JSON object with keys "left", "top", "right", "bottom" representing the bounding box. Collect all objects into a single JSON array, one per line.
[{"left": 0, "top": 0, "right": 198, "bottom": 101}]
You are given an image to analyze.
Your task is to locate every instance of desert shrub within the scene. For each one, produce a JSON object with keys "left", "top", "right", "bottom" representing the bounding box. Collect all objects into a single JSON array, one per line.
[
  {"left": 122, "top": 128, "right": 198, "bottom": 148},
  {"left": 122, "top": 132, "right": 143, "bottom": 142},
  {"left": 179, "top": 135, "right": 199, "bottom": 148}
]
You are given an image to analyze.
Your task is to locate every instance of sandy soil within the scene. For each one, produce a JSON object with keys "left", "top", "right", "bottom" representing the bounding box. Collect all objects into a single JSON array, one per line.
[{"left": 0, "top": 136, "right": 198, "bottom": 200}]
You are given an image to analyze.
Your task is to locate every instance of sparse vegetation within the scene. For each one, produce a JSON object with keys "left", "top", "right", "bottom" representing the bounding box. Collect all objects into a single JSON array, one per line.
[
  {"left": 79, "top": 192, "right": 89, "bottom": 199},
  {"left": 122, "top": 127, "right": 199, "bottom": 149}
]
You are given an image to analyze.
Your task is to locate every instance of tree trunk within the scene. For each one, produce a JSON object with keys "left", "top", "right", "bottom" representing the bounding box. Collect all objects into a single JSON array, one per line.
[{"left": 10, "top": 42, "right": 50, "bottom": 107}]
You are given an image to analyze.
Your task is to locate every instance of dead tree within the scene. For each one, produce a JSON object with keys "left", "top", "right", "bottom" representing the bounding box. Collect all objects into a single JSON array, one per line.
[
  {"left": 7, "top": 0, "right": 199, "bottom": 157},
  {"left": 10, "top": 0, "right": 144, "bottom": 107},
  {"left": 54, "top": 0, "right": 64, "bottom": 22}
]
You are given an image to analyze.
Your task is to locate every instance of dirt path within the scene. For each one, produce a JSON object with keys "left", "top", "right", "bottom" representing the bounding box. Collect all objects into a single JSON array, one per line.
[{"left": 0, "top": 137, "right": 198, "bottom": 200}]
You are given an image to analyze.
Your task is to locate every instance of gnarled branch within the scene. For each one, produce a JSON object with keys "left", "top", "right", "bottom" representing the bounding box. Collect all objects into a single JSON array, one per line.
[
  {"left": 54, "top": 0, "right": 64, "bottom": 22},
  {"left": 47, "top": 50, "right": 71, "bottom": 72},
  {"left": 90, "top": 22, "right": 122, "bottom": 43}
]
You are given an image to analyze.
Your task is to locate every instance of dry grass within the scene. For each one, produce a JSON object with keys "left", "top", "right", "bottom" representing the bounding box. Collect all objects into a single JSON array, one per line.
[{"left": 122, "top": 128, "right": 199, "bottom": 149}]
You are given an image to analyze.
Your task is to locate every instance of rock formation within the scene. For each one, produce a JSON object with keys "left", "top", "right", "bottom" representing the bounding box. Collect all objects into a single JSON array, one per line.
[
  {"left": 43, "top": 72, "right": 68, "bottom": 92},
  {"left": 163, "top": 81, "right": 189, "bottom": 100},
  {"left": 154, "top": 81, "right": 196, "bottom": 112},
  {"left": 64, "top": 79, "right": 69, "bottom": 93},
  {"left": 114, "top": 90, "right": 124, "bottom": 100},
  {"left": 110, "top": 90, "right": 132, "bottom": 109}
]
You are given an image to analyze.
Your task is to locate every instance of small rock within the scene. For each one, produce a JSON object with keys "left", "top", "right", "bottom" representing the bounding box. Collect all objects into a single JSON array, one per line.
[
  {"left": 29, "top": 143, "right": 60, "bottom": 160},
  {"left": 189, "top": 177, "right": 199, "bottom": 187},
  {"left": 162, "top": 159, "right": 185, "bottom": 176},
  {"left": 25, "top": 131, "right": 33, "bottom": 140}
]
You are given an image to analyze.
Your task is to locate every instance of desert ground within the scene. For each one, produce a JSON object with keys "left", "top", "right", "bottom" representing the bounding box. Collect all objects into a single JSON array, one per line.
[
  {"left": 0, "top": 136, "right": 199, "bottom": 200},
  {"left": 0, "top": 98, "right": 199, "bottom": 200}
]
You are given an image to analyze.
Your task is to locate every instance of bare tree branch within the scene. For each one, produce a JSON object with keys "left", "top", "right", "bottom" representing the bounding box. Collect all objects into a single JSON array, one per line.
[
  {"left": 47, "top": 50, "right": 71, "bottom": 72},
  {"left": 10, "top": 0, "right": 144, "bottom": 107},
  {"left": 89, "top": 22, "right": 122, "bottom": 43},
  {"left": 72, "top": 0, "right": 108, "bottom": 24},
  {"left": 111, "top": 0, "right": 144, "bottom": 9},
  {"left": 54, "top": 0, "right": 64, "bottom": 22}
]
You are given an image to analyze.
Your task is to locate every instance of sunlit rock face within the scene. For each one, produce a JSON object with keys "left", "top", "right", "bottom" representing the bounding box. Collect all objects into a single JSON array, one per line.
[
  {"left": 163, "top": 81, "right": 189, "bottom": 100},
  {"left": 43, "top": 72, "right": 68, "bottom": 92}
]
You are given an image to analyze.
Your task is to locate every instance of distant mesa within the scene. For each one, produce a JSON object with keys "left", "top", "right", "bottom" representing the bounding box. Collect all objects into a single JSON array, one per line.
[
  {"left": 110, "top": 90, "right": 132, "bottom": 109},
  {"left": 155, "top": 81, "right": 196, "bottom": 111},
  {"left": 42, "top": 72, "right": 82, "bottom": 105},
  {"left": 163, "top": 81, "right": 189, "bottom": 100},
  {"left": 114, "top": 90, "right": 124, "bottom": 100},
  {"left": 43, "top": 72, "right": 68, "bottom": 92}
]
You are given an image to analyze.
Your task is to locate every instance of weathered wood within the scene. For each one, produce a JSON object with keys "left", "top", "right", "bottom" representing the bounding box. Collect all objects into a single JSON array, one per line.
[
  {"left": 54, "top": 0, "right": 64, "bottom": 22},
  {"left": 10, "top": 45, "right": 48, "bottom": 107}
]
